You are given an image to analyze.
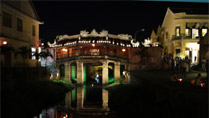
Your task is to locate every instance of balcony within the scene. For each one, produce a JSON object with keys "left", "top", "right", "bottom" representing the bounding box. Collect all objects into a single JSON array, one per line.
[{"left": 172, "top": 34, "right": 199, "bottom": 41}]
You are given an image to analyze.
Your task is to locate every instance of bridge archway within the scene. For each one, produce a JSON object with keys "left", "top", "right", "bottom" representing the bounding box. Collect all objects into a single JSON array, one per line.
[
  {"left": 108, "top": 63, "right": 115, "bottom": 83},
  {"left": 84, "top": 62, "right": 103, "bottom": 85},
  {"left": 70, "top": 62, "right": 77, "bottom": 83},
  {"left": 59, "top": 64, "right": 65, "bottom": 79},
  {"left": 120, "top": 65, "right": 125, "bottom": 76}
]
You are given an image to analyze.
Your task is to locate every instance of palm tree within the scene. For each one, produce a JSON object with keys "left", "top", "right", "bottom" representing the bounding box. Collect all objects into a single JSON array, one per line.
[
  {"left": 16, "top": 46, "right": 31, "bottom": 67},
  {"left": 33, "top": 52, "right": 41, "bottom": 68}
]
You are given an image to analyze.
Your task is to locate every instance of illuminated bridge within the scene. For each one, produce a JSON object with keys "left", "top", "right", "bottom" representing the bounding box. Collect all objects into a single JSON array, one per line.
[{"left": 48, "top": 29, "right": 140, "bottom": 85}]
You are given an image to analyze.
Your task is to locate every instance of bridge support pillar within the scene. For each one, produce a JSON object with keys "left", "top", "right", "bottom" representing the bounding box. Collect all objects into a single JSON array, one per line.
[
  {"left": 102, "top": 61, "right": 108, "bottom": 84},
  {"left": 64, "top": 62, "right": 71, "bottom": 81},
  {"left": 114, "top": 62, "right": 120, "bottom": 81},
  {"left": 77, "top": 87, "right": 84, "bottom": 109},
  {"left": 102, "top": 89, "right": 109, "bottom": 110},
  {"left": 77, "top": 61, "right": 83, "bottom": 84}
]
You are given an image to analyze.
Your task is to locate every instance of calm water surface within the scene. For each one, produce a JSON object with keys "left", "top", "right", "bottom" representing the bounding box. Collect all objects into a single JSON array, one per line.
[{"left": 35, "top": 85, "right": 116, "bottom": 118}]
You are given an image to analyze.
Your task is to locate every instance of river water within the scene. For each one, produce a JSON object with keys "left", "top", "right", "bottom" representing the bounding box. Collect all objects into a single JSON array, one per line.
[{"left": 34, "top": 85, "right": 116, "bottom": 118}]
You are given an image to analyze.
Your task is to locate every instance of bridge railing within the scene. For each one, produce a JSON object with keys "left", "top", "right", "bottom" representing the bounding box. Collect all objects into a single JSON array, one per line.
[{"left": 57, "top": 51, "right": 129, "bottom": 60}]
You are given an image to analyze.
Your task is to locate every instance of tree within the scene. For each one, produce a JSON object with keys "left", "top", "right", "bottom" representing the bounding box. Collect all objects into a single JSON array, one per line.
[
  {"left": 39, "top": 50, "right": 53, "bottom": 70},
  {"left": 0, "top": 45, "right": 14, "bottom": 67},
  {"left": 33, "top": 52, "right": 41, "bottom": 68},
  {"left": 16, "top": 46, "right": 31, "bottom": 67}
]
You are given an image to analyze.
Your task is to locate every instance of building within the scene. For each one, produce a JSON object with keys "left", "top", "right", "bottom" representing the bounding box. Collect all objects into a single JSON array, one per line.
[
  {"left": 149, "top": 25, "right": 162, "bottom": 47},
  {"left": 199, "top": 32, "right": 209, "bottom": 63},
  {"left": 161, "top": 8, "right": 209, "bottom": 64},
  {"left": 0, "top": 0, "right": 43, "bottom": 67},
  {"left": 48, "top": 29, "right": 142, "bottom": 84}
]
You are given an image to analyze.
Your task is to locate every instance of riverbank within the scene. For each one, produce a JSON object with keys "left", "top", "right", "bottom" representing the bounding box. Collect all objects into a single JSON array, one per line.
[
  {"left": 105, "top": 69, "right": 208, "bottom": 118},
  {"left": 2, "top": 79, "right": 74, "bottom": 118}
]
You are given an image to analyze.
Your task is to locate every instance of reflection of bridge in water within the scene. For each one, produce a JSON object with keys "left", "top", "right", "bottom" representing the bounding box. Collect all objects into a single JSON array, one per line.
[
  {"left": 35, "top": 86, "right": 112, "bottom": 118},
  {"left": 65, "top": 86, "right": 110, "bottom": 114},
  {"left": 48, "top": 29, "right": 140, "bottom": 84}
]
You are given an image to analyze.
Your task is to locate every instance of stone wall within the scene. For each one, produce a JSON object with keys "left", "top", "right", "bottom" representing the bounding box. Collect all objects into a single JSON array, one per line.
[{"left": 129, "top": 47, "right": 163, "bottom": 71}]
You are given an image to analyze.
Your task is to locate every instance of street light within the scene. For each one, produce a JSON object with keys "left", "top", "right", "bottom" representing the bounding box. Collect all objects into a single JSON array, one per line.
[
  {"left": 134, "top": 29, "right": 145, "bottom": 41},
  {"left": 3, "top": 41, "right": 7, "bottom": 45}
]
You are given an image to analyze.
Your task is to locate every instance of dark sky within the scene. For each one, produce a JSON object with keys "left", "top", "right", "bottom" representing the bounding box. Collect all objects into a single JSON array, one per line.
[{"left": 32, "top": 1, "right": 208, "bottom": 43}]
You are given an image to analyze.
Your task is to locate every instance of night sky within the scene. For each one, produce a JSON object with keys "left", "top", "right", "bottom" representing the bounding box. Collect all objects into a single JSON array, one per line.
[{"left": 32, "top": 1, "right": 208, "bottom": 43}]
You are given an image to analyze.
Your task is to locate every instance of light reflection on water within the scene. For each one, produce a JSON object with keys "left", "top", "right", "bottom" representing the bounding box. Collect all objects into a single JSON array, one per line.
[{"left": 35, "top": 85, "right": 111, "bottom": 118}]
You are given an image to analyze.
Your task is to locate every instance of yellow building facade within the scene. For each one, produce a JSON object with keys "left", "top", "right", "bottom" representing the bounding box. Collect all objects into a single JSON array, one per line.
[
  {"left": 161, "top": 8, "right": 209, "bottom": 64},
  {"left": 0, "top": 0, "right": 43, "bottom": 67}
]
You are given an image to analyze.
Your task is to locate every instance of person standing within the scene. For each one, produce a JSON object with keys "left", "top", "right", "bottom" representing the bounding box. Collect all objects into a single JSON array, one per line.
[
  {"left": 171, "top": 58, "right": 175, "bottom": 72},
  {"left": 195, "top": 73, "right": 202, "bottom": 87},
  {"left": 180, "top": 59, "right": 186, "bottom": 78}
]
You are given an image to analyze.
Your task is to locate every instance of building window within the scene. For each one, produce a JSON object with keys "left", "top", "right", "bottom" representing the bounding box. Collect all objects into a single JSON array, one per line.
[
  {"left": 69, "top": 48, "right": 72, "bottom": 57},
  {"left": 192, "top": 28, "right": 199, "bottom": 39},
  {"left": 176, "top": 49, "right": 180, "bottom": 55},
  {"left": 32, "top": 25, "right": 36, "bottom": 36},
  {"left": 17, "top": 18, "right": 23, "bottom": 32},
  {"left": 90, "top": 49, "right": 99, "bottom": 55},
  {"left": 175, "top": 26, "right": 180, "bottom": 37},
  {"left": 202, "top": 28, "right": 207, "bottom": 37},
  {"left": 31, "top": 47, "right": 36, "bottom": 60},
  {"left": 185, "top": 28, "right": 189, "bottom": 36},
  {"left": 3, "top": 11, "right": 12, "bottom": 28}
]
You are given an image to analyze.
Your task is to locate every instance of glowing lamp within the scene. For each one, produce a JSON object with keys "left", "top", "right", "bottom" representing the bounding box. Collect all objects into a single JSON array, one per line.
[
  {"left": 177, "top": 78, "right": 183, "bottom": 82},
  {"left": 3, "top": 41, "right": 7, "bottom": 45},
  {"left": 122, "top": 48, "right": 126, "bottom": 52},
  {"left": 201, "top": 83, "right": 205, "bottom": 87},
  {"left": 92, "top": 44, "right": 95, "bottom": 47},
  {"left": 41, "top": 43, "right": 44, "bottom": 46},
  {"left": 62, "top": 48, "right": 67, "bottom": 52},
  {"left": 123, "top": 71, "right": 126, "bottom": 75}
]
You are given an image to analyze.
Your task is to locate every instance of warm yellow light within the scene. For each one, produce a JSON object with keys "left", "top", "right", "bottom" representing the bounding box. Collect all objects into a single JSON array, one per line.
[
  {"left": 122, "top": 48, "right": 126, "bottom": 52},
  {"left": 92, "top": 44, "right": 95, "bottom": 47},
  {"left": 3, "top": 41, "right": 7, "bottom": 45},
  {"left": 62, "top": 48, "right": 67, "bottom": 52},
  {"left": 202, "top": 29, "right": 207, "bottom": 37},
  {"left": 185, "top": 29, "right": 189, "bottom": 36},
  {"left": 186, "top": 43, "right": 199, "bottom": 51}
]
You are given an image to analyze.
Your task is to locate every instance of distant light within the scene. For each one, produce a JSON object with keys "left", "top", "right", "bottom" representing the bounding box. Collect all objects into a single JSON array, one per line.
[
  {"left": 62, "top": 48, "right": 67, "bottom": 52},
  {"left": 57, "top": 73, "right": 59, "bottom": 77},
  {"left": 123, "top": 71, "right": 126, "bottom": 75},
  {"left": 92, "top": 84, "right": 94, "bottom": 87},
  {"left": 50, "top": 74, "right": 53, "bottom": 79},
  {"left": 122, "top": 48, "right": 126, "bottom": 52},
  {"left": 178, "top": 79, "right": 182, "bottom": 82},
  {"left": 201, "top": 83, "right": 205, "bottom": 87},
  {"left": 92, "top": 44, "right": 95, "bottom": 47},
  {"left": 41, "top": 43, "right": 44, "bottom": 46},
  {"left": 3, "top": 41, "right": 7, "bottom": 45}
]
